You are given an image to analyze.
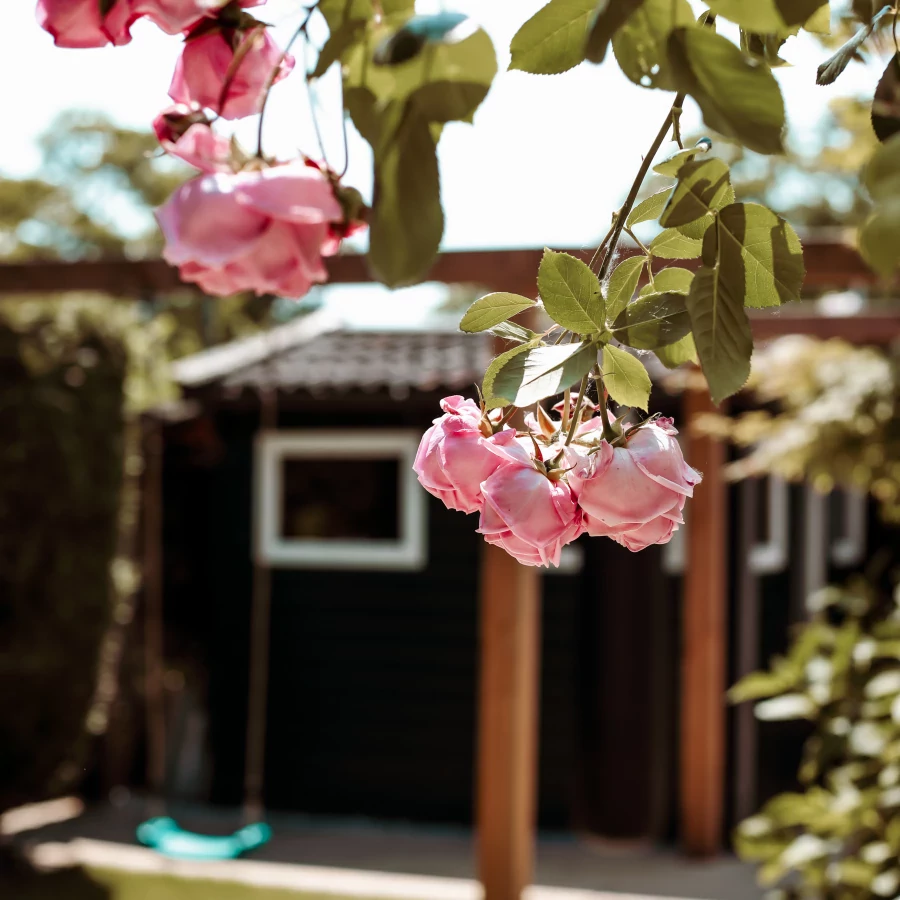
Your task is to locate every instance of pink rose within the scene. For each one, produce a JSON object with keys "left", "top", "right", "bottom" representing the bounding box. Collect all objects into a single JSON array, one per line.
[
  {"left": 570, "top": 417, "right": 700, "bottom": 552},
  {"left": 156, "top": 161, "right": 351, "bottom": 298},
  {"left": 123, "top": 1, "right": 262, "bottom": 35},
  {"left": 169, "top": 28, "right": 294, "bottom": 120},
  {"left": 413, "top": 396, "right": 506, "bottom": 514},
  {"left": 478, "top": 434, "right": 584, "bottom": 568},
  {"left": 37, "top": 0, "right": 132, "bottom": 48},
  {"left": 153, "top": 104, "right": 232, "bottom": 172}
]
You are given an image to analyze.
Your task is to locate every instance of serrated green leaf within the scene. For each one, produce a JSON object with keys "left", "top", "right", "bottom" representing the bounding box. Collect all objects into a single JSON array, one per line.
[
  {"left": 483, "top": 340, "right": 541, "bottom": 407},
  {"left": 649, "top": 228, "right": 702, "bottom": 259},
  {"left": 491, "top": 342, "right": 597, "bottom": 407},
  {"left": 685, "top": 266, "right": 753, "bottom": 405},
  {"left": 655, "top": 333, "right": 697, "bottom": 368},
  {"left": 873, "top": 53, "right": 900, "bottom": 143},
  {"left": 675, "top": 183, "right": 735, "bottom": 239},
  {"left": 703, "top": 202, "right": 805, "bottom": 308},
  {"left": 508, "top": 0, "right": 596, "bottom": 75},
  {"left": 740, "top": 30, "right": 790, "bottom": 67},
  {"left": 612, "top": 291, "right": 692, "bottom": 350},
  {"left": 584, "top": 0, "right": 645, "bottom": 64},
  {"left": 705, "top": 0, "right": 827, "bottom": 35},
  {"left": 642, "top": 267, "right": 694, "bottom": 296},
  {"left": 627, "top": 188, "right": 672, "bottom": 227},
  {"left": 489, "top": 321, "right": 538, "bottom": 344},
  {"left": 367, "top": 107, "right": 443, "bottom": 287},
  {"left": 601, "top": 344, "right": 652, "bottom": 410},
  {"left": 460, "top": 292, "right": 536, "bottom": 333},
  {"left": 816, "top": 7, "right": 889, "bottom": 86},
  {"left": 653, "top": 144, "right": 709, "bottom": 177},
  {"left": 660, "top": 157, "right": 732, "bottom": 227},
  {"left": 613, "top": 0, "right": 696, "bottom": 91},
  {"left": 667, "top": 27, "right": 786, "bottom": 155},
  {"left": 538, "top": 249, "right": 604, "bottom": 333},
  {"left": 605, "top": 255, "right": 646, "bottom": 322}
]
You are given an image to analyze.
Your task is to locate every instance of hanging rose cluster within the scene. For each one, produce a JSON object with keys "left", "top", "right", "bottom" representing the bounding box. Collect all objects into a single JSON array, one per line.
[
  {"left": 414, "top": 396, "right": 701, "bottom": 567},
  {"left": 37, "top": 0, "right": 365, "bottom": 300}
]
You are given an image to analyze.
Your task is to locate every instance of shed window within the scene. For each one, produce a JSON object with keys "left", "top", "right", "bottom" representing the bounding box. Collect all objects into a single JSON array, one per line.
[{"left": 255, "top": 430, "right": 426, "bottom": 570}]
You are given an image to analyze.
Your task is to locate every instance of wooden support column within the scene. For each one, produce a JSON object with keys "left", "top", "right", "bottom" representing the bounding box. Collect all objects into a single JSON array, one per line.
[
  {"left": 477, "top": 543, "right": 541, "bottom": 900},
  {"left": 680, "top": 384, "right": 728, "bottom": 856}
]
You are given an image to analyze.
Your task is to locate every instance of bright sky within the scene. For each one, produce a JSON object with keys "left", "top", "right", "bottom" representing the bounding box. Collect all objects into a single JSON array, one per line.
[{"left": 0, "top": 1, "right": 886, "bottom": 252}]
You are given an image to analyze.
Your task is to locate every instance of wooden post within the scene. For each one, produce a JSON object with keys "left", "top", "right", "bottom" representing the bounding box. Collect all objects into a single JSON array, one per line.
[
  {"left": 143, "top": 419, "right": 167, "bottom": 815},
  {"left": 680, "top": 384, "right": 728, "bottom": 856},
  {"left": 244, "top": 388, "right": 277, "bottom": 824},
  {"left": 477, "top": 544, "right": 541, "bottom": 900}
]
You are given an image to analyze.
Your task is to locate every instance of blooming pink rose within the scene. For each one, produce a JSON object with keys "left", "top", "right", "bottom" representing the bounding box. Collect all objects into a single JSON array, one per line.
[
  {"left": 37, "top": 0, "right": 132, "bottom": 48},
  {"left": 154, "top": 105, "right": 232, "bottom": 172},
  {"left": 570, "top": 417, "right": 700, "bottom": 552},
  {"left": 413, "top": 396, "right": 507, "bottom": 514},
  {"left": 478, "top": 434, "right": 584, "bottom": 567},
  {"left": 169, "top": 28, "right": 294, "bottom": 120},
  {"left": 156, "top": 161, "right": 352, "bottom": 298},
  {"left": 124, "top": 1, "right": 261, "bottom": 35}
]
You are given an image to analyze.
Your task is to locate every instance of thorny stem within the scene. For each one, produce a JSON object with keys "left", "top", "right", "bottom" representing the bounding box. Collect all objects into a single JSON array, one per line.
[
  {"left": 564, "top": 373, "right": 590, "bottom": 446},
  {"left": 595, "top": 92, "right": 686, "bottom": 283},
  {"left": 596, "top": 382, "right": 618, "bottom": 443},
  {"left": 256, "top": 4, "right": 318, "bottom": 158},
  {"left": 561, "top": 388, "right": 571, "bottom": 434}
]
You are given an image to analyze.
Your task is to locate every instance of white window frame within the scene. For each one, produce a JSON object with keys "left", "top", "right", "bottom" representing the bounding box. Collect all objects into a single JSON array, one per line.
[{"left": 254, "top": 429, "right": 427, "bottom": 570}]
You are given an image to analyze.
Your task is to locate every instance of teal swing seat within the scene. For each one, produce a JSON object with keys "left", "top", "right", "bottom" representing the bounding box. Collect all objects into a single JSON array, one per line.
[{"left": 136, "top": 816, "right": 271, "bottom": 860}]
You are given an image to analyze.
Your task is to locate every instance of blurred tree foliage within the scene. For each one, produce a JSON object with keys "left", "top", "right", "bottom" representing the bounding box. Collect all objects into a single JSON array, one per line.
[{"left": 732, "top": 568, "right": 900, "bottom": 899}]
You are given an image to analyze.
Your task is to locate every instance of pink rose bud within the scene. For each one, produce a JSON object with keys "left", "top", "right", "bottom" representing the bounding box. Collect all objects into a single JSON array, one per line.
[
  {"left": 156, "top": 160, "right": 357, "bottom": 298},
  {"left": 570, "top": 419, "right": 701, "bottom": 552},
  {"left": 413, "top": 396, "right": 506, "bottom": 514},
  {"left": 169, "top": 27, "right": 294, "bottom": 120},
  {"left": 478, "top": 434, "right": 584, "bottom": 568},
  {"left": 37, "top": 0, "right": 132, "bottom": 48},
  {"left": 153, "top": 105, "right": 232, "bottom": 172}
]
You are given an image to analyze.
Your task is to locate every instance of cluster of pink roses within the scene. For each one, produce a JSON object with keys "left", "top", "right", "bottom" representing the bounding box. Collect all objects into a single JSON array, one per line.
[
  {"left": 414, "top": 396, "right": 701, "bottom": 566},
  {"left": 37, "top": 0, "right": 364, "bottom": 300}
]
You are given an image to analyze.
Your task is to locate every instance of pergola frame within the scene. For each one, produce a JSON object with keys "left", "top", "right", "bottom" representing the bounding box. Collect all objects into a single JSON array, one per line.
[{"left": 3, "top": 244, "right": 900, "bottom": 900}]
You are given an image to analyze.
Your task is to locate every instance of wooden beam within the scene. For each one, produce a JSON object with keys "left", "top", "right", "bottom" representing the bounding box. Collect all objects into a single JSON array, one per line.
[
  {"left": 477, "top": 544, "right": 541, "bottom": 900},
  {"left": 680, "top": 385, "right": 728, "bottom": 856},
  {"left": 0, "top": 239, "right": 888, "bottom": 298}
]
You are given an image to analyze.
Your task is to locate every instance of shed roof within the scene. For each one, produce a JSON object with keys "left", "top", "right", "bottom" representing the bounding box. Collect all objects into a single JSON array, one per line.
[{"left": 172, "top": 309, "right": 493, "bottom": 399}]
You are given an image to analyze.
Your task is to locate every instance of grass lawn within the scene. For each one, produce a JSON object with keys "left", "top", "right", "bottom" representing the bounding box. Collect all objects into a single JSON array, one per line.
[{"left": 5, "top": 865, "right": 367, "bottom": 900}]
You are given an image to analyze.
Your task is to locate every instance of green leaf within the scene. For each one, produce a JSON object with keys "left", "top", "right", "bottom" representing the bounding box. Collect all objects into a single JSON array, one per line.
[
  {"left": 585, "top": 0, "right": 645, "bottom": 64},
  {"left": 740, "top": 31, "right": 790, "bottom": 68},
  {"left": 613, "top": 0, "right": 696, "bottom": 91},
  {"left": 318, "top": 0, "right": 373, "bottom": 31},
  {"left": 675, "top": 183, "right": 735, "bottom": 239},
  {"left": 816, "top": 7, "right": 889, "bottom": 86},
  {"left": 653, "top": 144, "right": 709, "bottom": 177},
  {"left": 705, "top": 0, "right": 828, "bottom": 35},
  {"left": 685, "top": 266, "right": 753, "bottom": 404},
  {"left": 627, "top": 188, "right": 671, "bottom": 227},
  {"left": 641, "top": 266, "right": 694, "bottom": 296},
  {"left": 381, "top": 0, "right": 415, "bottom": 15},
  {"left": 489, "top": 321, "right": 538, "bottom": 344},
  {"left": 667, "top": 27, "right": 786, "bottom": 155},
  {"left": 508, "top": 0, "right": 596, "bottom": 75},
  {"left": 605, "top": 255, "right": 646, "bottom": 322},
  {"left": 702, "top": 202, "right": 805, "bottom": 308},
  {"left": 345, "top": 25, "right": 496, "bottom": 121},
  {"left": 655, "top": 333, "right": 697, "bottom": 368},
  {"left": 538, "top": 249, "right": 604, "bottom": 333},
  {"left": 804, "top": 2, "right": 830, "bottom": 33},
  {"left": 613, "top": 291, "right": 692, "bottom": 350},
  {"left": 483, "top": 341, "right": 540, "bottom": 407},
  {"left": 859, "top": 198, "right": 900, "bottom": 277},
  {"left": 648, "top": 228, "right": 702, "bottom": 259},
  {"left": 460, "top": 292, "right": 537, "bottom": 333},
  {"left": 660, "top": 157, "right": 732, "bottom": 227},
  {"left": 367, "top": 107, "right": 443, "bottom": 287},
  {"left": 873, "top": 54, "right": 900, "bottom": 143},
  {"left": 491, "top": 342, "right": 598, "bottom": 408},
  {"left": 601, "top": 344, "right": 652, "bottom": 410},
  {"left": 312, "top": 17, "right": 368, "bottom": 78},
  {"left": 863, "top": 132, "right": 900, "bottom": 195}
]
